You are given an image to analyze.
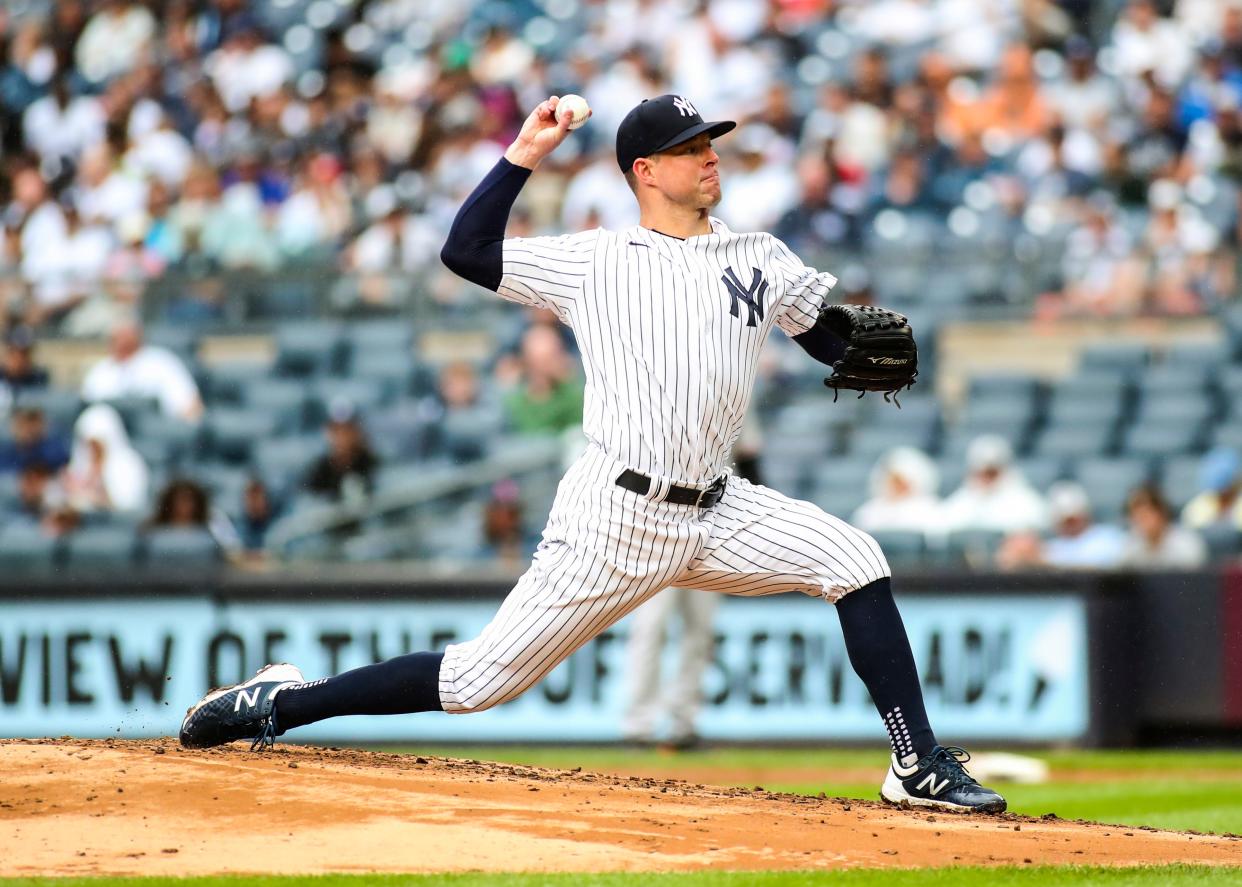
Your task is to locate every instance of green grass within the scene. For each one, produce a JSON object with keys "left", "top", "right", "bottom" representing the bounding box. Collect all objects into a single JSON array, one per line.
[
  {"left": 2, "top": 865, "right": 1240, "bottom": 886},
  {"left": 372, "top": 746, "right": 1242, "bottom": 835}
]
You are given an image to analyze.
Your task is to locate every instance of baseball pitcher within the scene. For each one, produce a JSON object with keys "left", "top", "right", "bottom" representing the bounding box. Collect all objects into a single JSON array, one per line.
[{"left": 180, "top": 95, "right": 1005, "bottom": 814}]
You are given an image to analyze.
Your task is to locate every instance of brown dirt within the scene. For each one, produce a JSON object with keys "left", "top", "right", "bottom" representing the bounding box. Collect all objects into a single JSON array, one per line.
[{"left": 1, "top": 739, "right": 1238, "bottom": 877}]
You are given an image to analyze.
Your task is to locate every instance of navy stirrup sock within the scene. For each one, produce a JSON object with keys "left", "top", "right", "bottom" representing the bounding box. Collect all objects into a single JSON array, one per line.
[
  {"left": 835, "top": 578, "right": 936, "bottom": 765},
  {"left": 273, "top": 652, "right": 446, "bottom": 732}
]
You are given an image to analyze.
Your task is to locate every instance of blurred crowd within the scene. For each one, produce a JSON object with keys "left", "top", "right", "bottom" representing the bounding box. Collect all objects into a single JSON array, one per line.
[
  {"left": 852, "top": 434, "right": 1242, "bottom": 570},
  {"left": 3, "top": 0, "right": 1242, "bottom": 567},
  {"left": 0, "top": 0, "right": 1240, "bottom": 329}
]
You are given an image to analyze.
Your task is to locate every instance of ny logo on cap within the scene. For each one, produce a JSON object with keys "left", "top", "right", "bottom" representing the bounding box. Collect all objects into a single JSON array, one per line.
[{"left": 672, "top": 96, "right": 697, "bottom": 117}]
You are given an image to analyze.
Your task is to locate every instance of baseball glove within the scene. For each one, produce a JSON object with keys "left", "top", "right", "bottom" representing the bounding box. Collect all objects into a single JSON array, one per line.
[{"left": 817, "top": 304, "right": 918, "bottom": 403}]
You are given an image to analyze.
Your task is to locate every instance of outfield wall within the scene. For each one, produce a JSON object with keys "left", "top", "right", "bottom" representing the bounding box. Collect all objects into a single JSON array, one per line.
[{"left": 0, "top": 570, "right": 1237, "bottom": 745}]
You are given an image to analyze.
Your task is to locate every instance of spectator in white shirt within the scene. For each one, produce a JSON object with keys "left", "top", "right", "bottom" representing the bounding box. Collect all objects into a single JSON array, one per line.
[
  {"left": 853, "top": 447, "right": 943, "bottom": 538},
  {"left": 74, "top": 0, "right": 156, "bottom": 86},
  {"left": 61, "top": 403, "right": 149, "bottom": 514},
  {"left": 23, "top": 76, "right": 107, "bottom": 166},
  {"left": 81, "top": 317, "right": 203, "bottom": 424},
  {"left": 942, "top": 435, "right": 1049, "bottom": 533},
  {"left": 204, "top": 22, "right": 293, "bottom": 114}
]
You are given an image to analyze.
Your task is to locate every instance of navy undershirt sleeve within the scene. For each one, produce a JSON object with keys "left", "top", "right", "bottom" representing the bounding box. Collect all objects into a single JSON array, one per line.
[
  {"left": 792, "top": 321, "right": 848, "bottom": 368},
  {"left": 439, "top": 157, "right": 532, "bottom": 291}
]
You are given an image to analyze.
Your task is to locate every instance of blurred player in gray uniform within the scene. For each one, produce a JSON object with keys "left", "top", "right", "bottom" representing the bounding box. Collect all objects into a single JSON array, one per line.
[{"left": 180, "top": 94, "right": 1006, "bottom": 815}]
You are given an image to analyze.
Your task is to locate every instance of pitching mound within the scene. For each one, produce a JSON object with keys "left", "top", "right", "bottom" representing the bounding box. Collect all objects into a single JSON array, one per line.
[{"left": 1, "top": 739, "right": 1238, "bottom": 877}]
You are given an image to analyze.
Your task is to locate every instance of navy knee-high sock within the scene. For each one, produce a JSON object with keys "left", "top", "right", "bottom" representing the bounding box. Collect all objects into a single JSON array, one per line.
[
  {"left": 835, "top": 578, "right": 936, "bottom": 765},
  {"left": 273, "top": 652, "right": 445, "bottom": 732}
]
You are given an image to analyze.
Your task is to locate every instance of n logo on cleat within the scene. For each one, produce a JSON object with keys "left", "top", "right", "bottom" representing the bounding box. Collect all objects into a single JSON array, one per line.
[
  {"left": 235, "top": 687, "right": 260, "bottom": 712},
  {"left": 916, "top": 772, "right": 949, "bottom": 796}
]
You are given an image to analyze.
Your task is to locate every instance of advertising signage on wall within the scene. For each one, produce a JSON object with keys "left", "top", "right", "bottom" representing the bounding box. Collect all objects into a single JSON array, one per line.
[{"left": 0, "top": 592, "right": 1088, "bottom": 742}]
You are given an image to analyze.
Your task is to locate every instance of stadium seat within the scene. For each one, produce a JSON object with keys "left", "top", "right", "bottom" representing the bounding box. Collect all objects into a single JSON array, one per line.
[
  {"left": 807, "top": 459, "right": 875, "bottom": 515},
  {"left": 0, "top": 523, "right": 59, "bottom": 571},
  {"left": 1158, "top": 456, "right": 1204, "bottom": 511},
  {"left": 1080, "top": 342, "right": 1150, "bottom": 376},
  {"left": 16, "top": 388, "right": 84, "bottom": 433},
  {"left": 1069, "top": 458, "right": 1152, "bottom": 521},
  {"left": 1016, "top": 456, "right": 1068, "bottom": 490},
  {"left": 847, "top": 424, "right": 934, "bottom": 461},
  {"left": 205, "top": 408, "right": 280, "bottom": 463},
  {"left": 313, "top": 377, "right": 391, "bottom": 419},
  {"left": 275, "top": 321, "right": 345, "bottom": 376},
  {"left": 940, "top": 529, "right": 1006, "bottom": 568},
  {"left": 869, "top": 530, "right": 926, "bottom": 569},
  {"left": 1033, "top": 425, "right": 1112, "bottom": 460},
  {"left": 1122, "top": 422, "right": 1202, "bottom": 459},
  {"left": 144, "top": 324, "right": 199, "bottom": 362},
  {"left": 242, "top": 378, "right": 311, "bottom": 431},
  {"left": 439, "top": 408, "right": 503, "bottom": 462},
  {"left": 64, "top": 527, "right": 139, "bottom": 569},
  {"left": 1165, "top": 341, "right": 1229, "bottom": 371},
  {"left": 252, "top": 435, "right": 325, "bottom": 493},
  {"left": 1131, "top": 396, "right": 1215, "bottom": 426},
  {"left": 203, "top": 360, "right": 277, "bottom": 405},
  {"left": 967, "top": 374, "right": 1040, "bottom": 402},
  {"left": 348, "top": 350, "right": 419, "bottom": 398},
  {"left": 1200, "top": 523, "right": 1242, "bottom": 560},
  {"left": 142, "top": 528, "right": 222, "bottom": 569},
  {"left": 132, "top": 412, "right": 202, "bottom": 465},
  {"left": 344, "top": 321, "right": 415, "bottom": 358}
]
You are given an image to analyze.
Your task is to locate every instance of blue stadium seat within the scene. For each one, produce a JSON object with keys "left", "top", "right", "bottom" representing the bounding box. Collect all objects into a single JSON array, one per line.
[
  {"left": 869, "top": 530, "right": 926, "bottom": 568},
  {"left": 205, "top": 408, "right": 280, "bottom": 463},
  {"left": 1069, "top": 457, "right": 1152, "bottom": 521},
  {"left": 1033, "top": 425, "right": 1112, "bottom": 459},
  {"left": 0, "top": 523, "right": 60, "bottom": 571},
  {"left": 348, "top": 350, "right": 419, "bottom": 398},
  {"left": 1080, "top": 342, "right": 1149, "bottom": 376},
  {"left": 1122, "top": 422, "right": 1202, "bottom": 459},
  {"left": 142, "top": 528, "right": 222, "bottom": 569},
  {"left": 967, "top": 374, "right": 1041, "bottom": 401},
  {"left": 345, "top": 321, "right": 415, "bottom": 358},
  {"left": 1131, "top": 396, "right": 1214, "bottom": 426},
  {"left": 252, "top": 435, "right": 325, "bottom": 493},
  {"left": 1165, "top": 341, "right": 1229, "bottom": 371},
  {"left": 1158, "top": 455, "right": 1204, "bottom": 510},
  {"left": 132, "top": 412, "right": 202, "bottom": 465},
  {"left": 313, "top": 377, "right": 391, "bottom": 419},
  {"left": 275, "top": 321, "right": 345, "bottom": 377},
  {"left": 64, "top": 527, "right": 139, "bottom": 569},
  {"left": 847, "top": 425, "right": 934, "bottom": 461},
  {"left": 144, "top": 324, "right": 199, "bottom": 362},
  {"left": 16, "top": 388, "right": 83, "bottom": 433},
  {"left": 242, "top": 378, "right": 311, "bottom": 431},
  {"left": 203, "top": 360, "right": 277, "bottom": 405}
]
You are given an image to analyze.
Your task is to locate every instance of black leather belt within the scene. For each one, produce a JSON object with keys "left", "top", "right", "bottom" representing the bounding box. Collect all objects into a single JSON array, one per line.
[{"left": 615, "top": 469, "right": 726, "bottom": 509}]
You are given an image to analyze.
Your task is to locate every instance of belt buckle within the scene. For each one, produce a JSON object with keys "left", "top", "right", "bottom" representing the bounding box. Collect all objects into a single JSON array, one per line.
[{"left": 696, "top": 475, "right": 724, "bottom": 508}]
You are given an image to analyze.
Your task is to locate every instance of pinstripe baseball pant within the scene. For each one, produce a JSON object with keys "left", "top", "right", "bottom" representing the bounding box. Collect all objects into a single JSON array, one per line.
[{"left": 439, "top": 444, "right": 890, "bottom": 713}]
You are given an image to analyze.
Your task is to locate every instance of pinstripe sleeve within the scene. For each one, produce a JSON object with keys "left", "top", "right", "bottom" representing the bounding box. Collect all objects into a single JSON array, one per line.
[
  {"left": 499, "top": 230, "right": 600, "bottom": 323},
  {"left": 768, "top": 235, "right": 838, "bottom": 337}
]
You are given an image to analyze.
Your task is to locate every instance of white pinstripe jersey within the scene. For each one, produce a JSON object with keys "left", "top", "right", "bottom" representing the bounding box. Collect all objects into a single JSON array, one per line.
[{"left": 499, "top": 217, "right": 836, "bottom": 486}]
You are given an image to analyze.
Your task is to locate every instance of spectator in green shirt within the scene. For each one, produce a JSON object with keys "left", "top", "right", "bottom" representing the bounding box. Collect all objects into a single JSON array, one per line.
[{"left": 502, "top": 324, "right": 584, "bottom": 435}]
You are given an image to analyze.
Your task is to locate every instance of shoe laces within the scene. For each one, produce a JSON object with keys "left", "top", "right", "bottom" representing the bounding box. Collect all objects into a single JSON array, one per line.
[
  {"left": 250, "top": 716, "right": 278, "bottom": 752},
  {"left": 925, "top": 746, "right": 977, "bottom": 788}
]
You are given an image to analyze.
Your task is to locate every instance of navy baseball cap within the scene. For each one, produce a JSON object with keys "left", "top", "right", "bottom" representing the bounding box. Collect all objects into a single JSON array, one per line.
[{"left": 615, "top": 95, "right": 736, "bottom": 174}]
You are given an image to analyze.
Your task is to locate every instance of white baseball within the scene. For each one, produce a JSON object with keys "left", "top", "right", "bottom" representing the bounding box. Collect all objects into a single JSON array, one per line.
[{"left": 557, "top": 94, "right": 590, "bottom": 130}]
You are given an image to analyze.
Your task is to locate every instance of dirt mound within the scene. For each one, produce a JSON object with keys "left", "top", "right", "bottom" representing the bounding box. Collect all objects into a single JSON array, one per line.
[{"left": 1, "top": 739, "right": 1238, "bottom": 877}]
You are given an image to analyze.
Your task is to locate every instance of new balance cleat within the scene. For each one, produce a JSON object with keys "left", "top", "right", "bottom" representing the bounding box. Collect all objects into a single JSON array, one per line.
[
  {"left": 179, "top": 663, "right": 304, "bottom": 751},
  {"left": 880, "top": 745, "right": 1007, "bottom": 813}
]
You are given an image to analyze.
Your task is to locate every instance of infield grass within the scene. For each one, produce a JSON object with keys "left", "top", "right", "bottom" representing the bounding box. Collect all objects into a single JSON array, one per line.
[
  {"left": 3, "top": 864, "right": 1241, "bottom": 886},
  {"left": 377, "top": 747, "right": 1242, "bottom": 835}
]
